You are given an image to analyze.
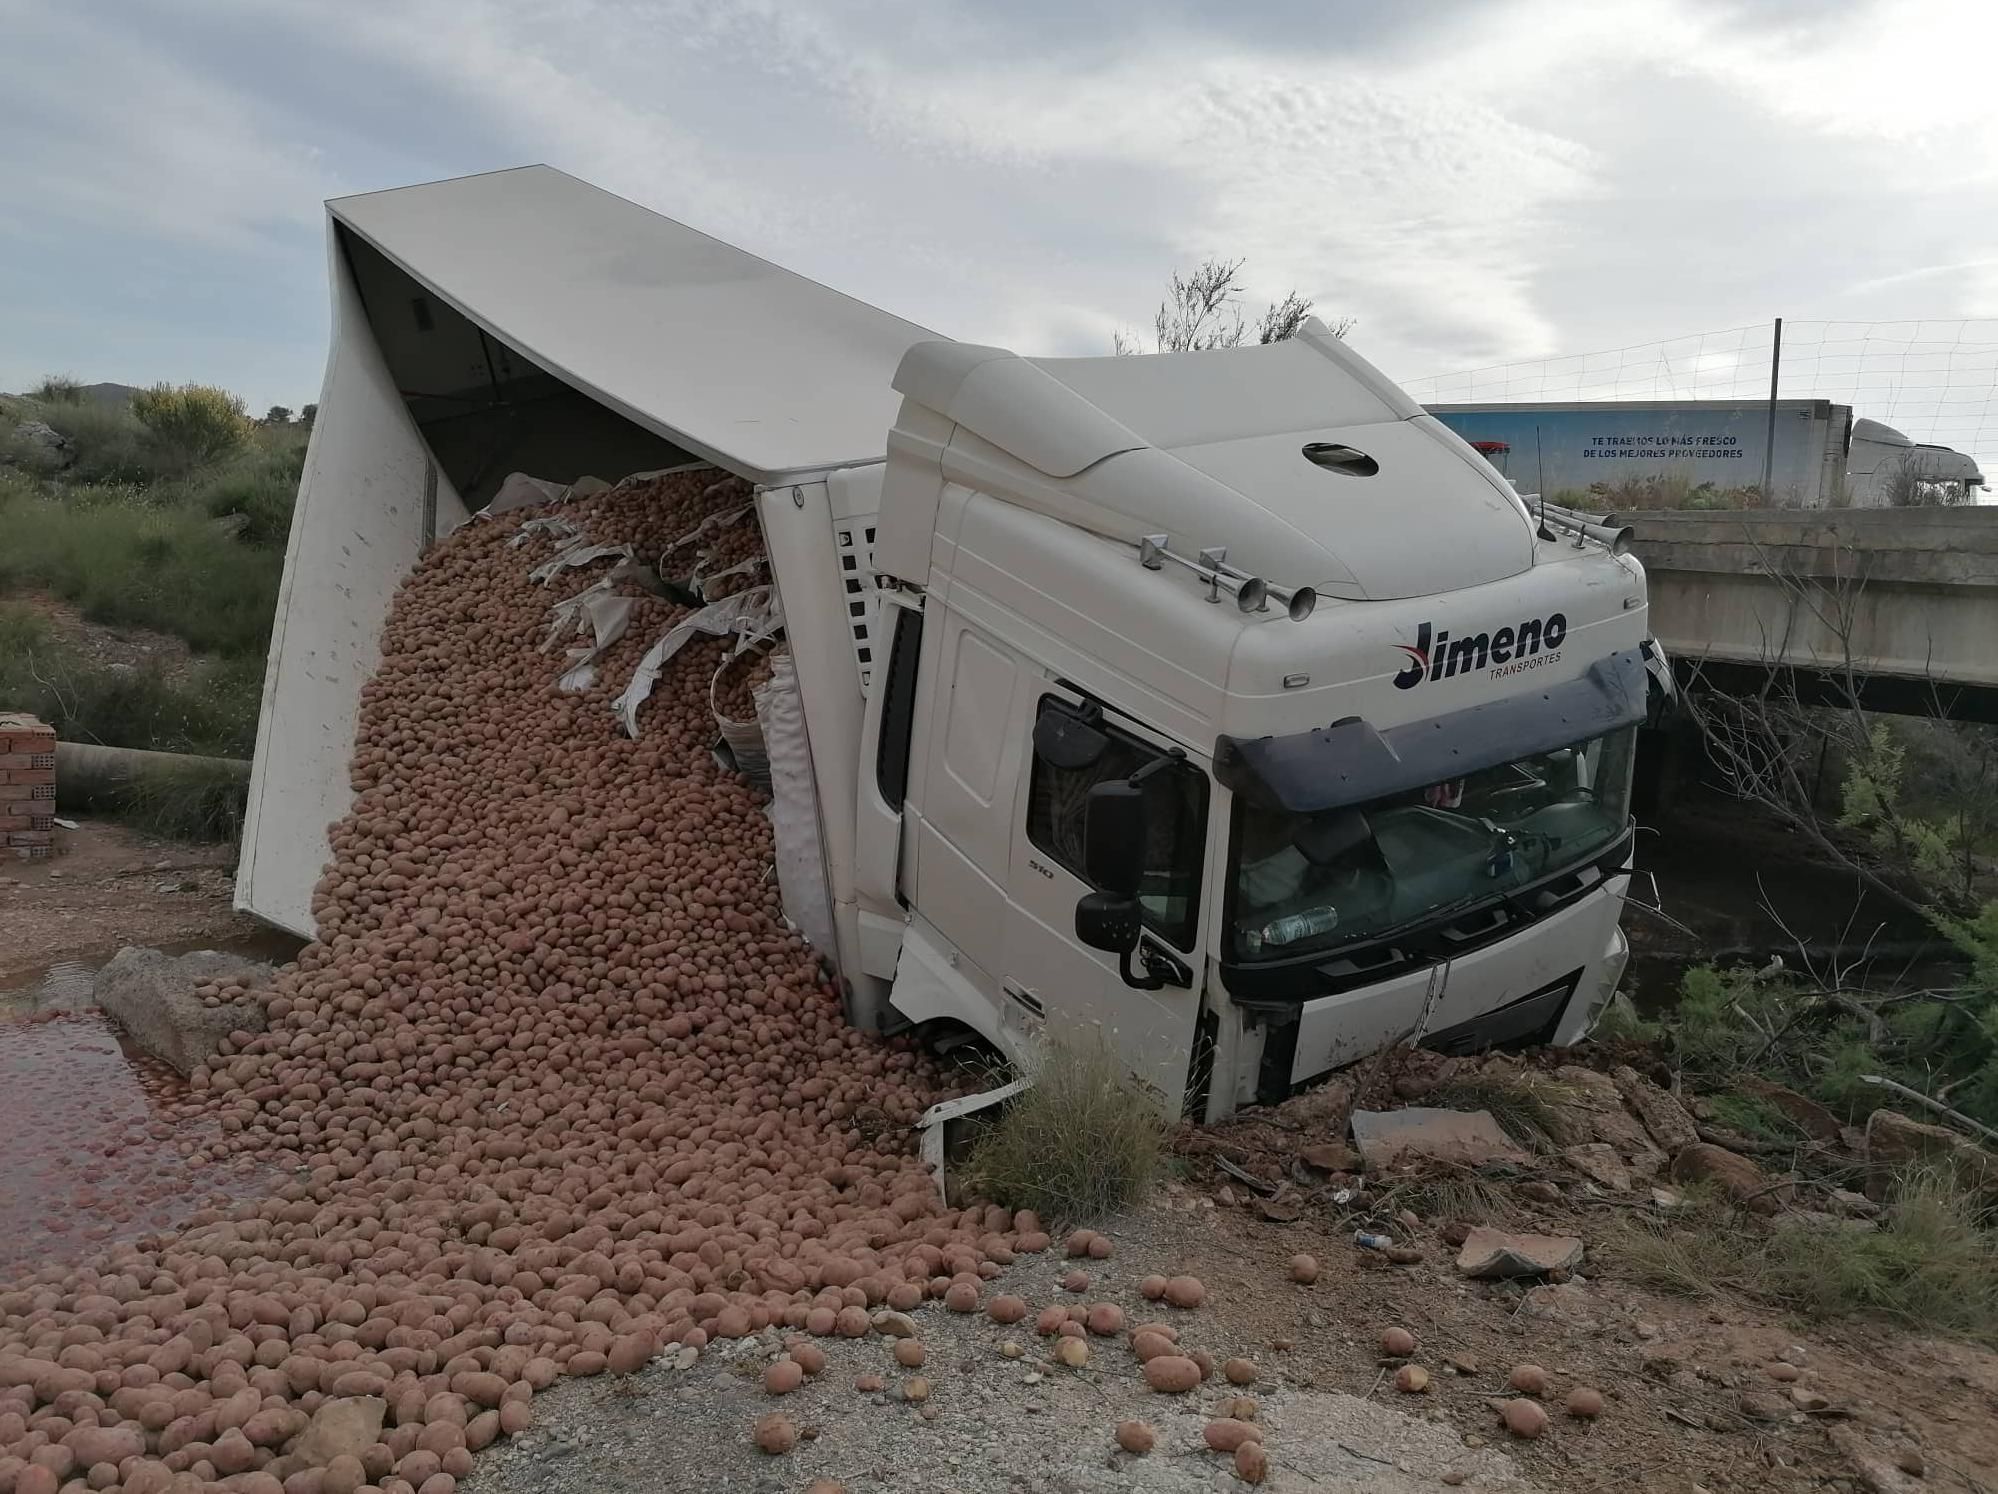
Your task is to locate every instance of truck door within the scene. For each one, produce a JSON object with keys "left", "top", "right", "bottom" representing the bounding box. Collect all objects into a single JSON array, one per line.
[{"left": 1002, "top": 687, "right": 1213, "bottom": 1114}]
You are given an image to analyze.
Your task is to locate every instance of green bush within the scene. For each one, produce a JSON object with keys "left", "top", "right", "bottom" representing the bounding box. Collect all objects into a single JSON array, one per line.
[
  {"left": 0, "top": 605, "right": 261, "bottom": 759},
  {"left": 131, "top": 383, "right": 253, "bottom": 468},
  {"left": 25, "top": 397, "right": 163, "bottom": 485},
  {"left": 196, "top": 441, "right": 304, "bottom": 547},
  {"left": 32, "top": 375, "right": 85, "bottom": 404},
  {"left": 0, "top": 486, "right": 279, "bottom": 658}
]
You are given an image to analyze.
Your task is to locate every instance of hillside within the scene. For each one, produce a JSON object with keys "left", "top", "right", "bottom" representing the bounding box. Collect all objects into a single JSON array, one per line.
[{"left": 0, "top": 380, "right": 308, "bottom": 835}]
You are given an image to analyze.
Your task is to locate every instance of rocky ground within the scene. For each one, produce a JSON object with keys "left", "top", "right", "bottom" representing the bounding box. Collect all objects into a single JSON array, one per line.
[
  {"left": 456, "top": 1163, "right": 1998, "bottom": 1494},
  {"left": 7, "top": 863, "right": 1997, "bottom": 1493},
  {"left": 0, "top": 819, "right": 281, "bottom": 1002}
]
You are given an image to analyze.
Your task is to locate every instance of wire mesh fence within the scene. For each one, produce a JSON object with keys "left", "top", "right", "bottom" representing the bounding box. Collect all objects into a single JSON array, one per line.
[{"left": 1399, "top": 318, "right": 1998, "bottom": 502}]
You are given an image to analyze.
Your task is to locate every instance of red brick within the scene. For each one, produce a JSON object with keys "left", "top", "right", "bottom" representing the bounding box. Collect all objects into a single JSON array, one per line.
[
  {"left": 4, "top": 768, "right": 55, "bottom": 786},
  {"left": 22, "top": 782, "right": 53, "bottom": 800},
  {"left": 0, "top": 755, "right": 31, "bottom": 771},
  {"left": 0, "top": 817, "right": 26, "bottom": 832},
  {"left": 5, "top": 830, "right": 52, "bottom": 846},
  {"left": 6, "top": 844, "right": 51, "bottom": 860}
]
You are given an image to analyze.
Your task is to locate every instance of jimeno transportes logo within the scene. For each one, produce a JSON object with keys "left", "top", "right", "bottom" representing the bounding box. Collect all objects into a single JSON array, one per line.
[{"left": 1393, "top": 612, "right": 1568, "bottom": 690}]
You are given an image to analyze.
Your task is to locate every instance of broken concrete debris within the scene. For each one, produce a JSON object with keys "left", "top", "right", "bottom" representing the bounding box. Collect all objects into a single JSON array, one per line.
[
  {"left": 1454, "top": 1224, "right": 1585, "bottom": 1279},
  {"left": 1350, "top": 1107, "right": 1531, "bottom": 1170}
]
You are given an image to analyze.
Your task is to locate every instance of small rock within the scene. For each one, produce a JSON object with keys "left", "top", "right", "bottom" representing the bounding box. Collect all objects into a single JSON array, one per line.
[
  {"left": 1297, "top": 1142, "right": 1360, "bottom": 1172},
  {"left": 1896, "top": 1447, "right": 1925, "bottom": 1476},
  {"left": 1563, "top": 1143, "right": 1634, "bottom": 1192},
  {"left": 1738, "top": 1393, "right": 1789, "bottom": 1422},
  {"left": 1790, "top": 1387, "right": 1831, "bottom": 1412},
  {"left": 1611, "top": 1065, "right": 1702, "bottom": 1152},
  {"left": 1669, "top": 1143, "right": 1790, "bottom": 1215},
  {"left": 1517, "top": 1180, "right": 1562, "bottom": 1204},
  {"left": 1443, "top": 1352, "right": 1478, "bottom": 1376},
  {"left": 1739, "top": 1076, "right": 1842, "bottom": 1143},
  {"left": 1765, "top": 1363, "right": 1801, "bottom": 1383},
  {"left": 1829, "top": 1188, "right": 1881, "bottom": 1219}
]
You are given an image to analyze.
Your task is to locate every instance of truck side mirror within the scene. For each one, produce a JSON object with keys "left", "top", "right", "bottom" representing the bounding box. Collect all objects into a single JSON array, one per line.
[
  {"left": 1083, "top": 779, "right": 1146, "bottom": 895},
  {"left": 1075, "top": 890, "right": 1142, "bottom": 955}
]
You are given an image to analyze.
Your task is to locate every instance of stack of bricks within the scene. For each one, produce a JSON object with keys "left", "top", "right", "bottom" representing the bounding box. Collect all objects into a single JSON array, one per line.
[{"left": 1, "top": 712, "right": 57, "bottom": 859}]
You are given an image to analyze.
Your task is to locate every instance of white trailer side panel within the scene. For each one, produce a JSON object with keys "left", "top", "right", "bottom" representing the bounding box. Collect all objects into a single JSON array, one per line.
[{"left": 235, "top": 234, "right": 469, "bottom": 937}]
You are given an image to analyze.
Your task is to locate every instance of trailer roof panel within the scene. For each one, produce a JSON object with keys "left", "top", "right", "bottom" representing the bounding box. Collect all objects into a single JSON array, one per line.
[{"left": 327, "top": 165, "right": 939, "bottom": 485}]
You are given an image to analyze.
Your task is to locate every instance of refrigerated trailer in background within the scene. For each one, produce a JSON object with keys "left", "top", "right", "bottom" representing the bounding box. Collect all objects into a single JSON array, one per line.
[
  {"left": 1428, "top": 399, "right": 1984, "bottom": 508},
  {"left": 242, "top": 165, "right": 1666, "bottom": 1121}
]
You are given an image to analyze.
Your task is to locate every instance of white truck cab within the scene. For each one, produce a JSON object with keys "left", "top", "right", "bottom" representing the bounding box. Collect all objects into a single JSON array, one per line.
[
  {"left": 818, "top": 332, "right": 1650, "bottom": 1120},
  {"left": 242, "top": 166, "right": 1658, "bottom": 1124}
]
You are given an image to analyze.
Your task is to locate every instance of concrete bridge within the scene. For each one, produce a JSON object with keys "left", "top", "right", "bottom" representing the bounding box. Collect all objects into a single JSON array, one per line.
[{"left": 1622, "top": 506, "right": 1998, "bottom": 721}]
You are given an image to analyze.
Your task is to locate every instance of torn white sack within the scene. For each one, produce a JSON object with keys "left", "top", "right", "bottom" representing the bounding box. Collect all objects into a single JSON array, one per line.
[{"left": 612, "top": 586, "right": 781, "bottom": 738}]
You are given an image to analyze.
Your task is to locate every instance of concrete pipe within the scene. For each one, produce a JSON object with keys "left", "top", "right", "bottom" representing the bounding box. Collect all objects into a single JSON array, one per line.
[{"left": 53, "top": 741, "right": 250, "bottom": 811}]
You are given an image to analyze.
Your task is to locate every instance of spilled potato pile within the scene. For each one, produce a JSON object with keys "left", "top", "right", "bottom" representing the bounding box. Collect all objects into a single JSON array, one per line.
[{"left": 0, "top": 471, "right": 1035, "bottom": 1494}]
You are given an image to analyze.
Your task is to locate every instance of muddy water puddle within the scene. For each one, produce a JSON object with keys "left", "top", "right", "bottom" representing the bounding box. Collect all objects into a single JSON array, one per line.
[{"left": 0, "top": 936, "right": 299, "bottom": 1275}]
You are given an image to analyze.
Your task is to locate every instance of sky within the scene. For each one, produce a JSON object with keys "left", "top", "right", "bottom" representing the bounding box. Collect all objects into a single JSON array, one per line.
[{"left": 4, "top": 0, "right": 1998, "bottom": 454}]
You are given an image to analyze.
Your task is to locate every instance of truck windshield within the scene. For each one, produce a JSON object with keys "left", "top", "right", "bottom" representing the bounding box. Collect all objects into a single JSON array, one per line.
[{"left": 1229, "top": 726, "right": 1636, "bottom": 960}]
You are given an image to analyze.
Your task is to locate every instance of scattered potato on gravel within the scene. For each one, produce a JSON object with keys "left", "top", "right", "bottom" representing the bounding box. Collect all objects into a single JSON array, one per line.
[
  {"left": 1567, "top": 1386, "right": 1605, "bottom": 1419},
  {"left": 1163, "top": 1275, "right": 1205, "bottom": 1308},
  {"left": 1143, "top": 1355, "right": 1202, "bottom": 1393},
  {"left": 1115, "top": 1420, "right": 1155, "bottom": 1454},
  {"left": 1234, "top": 1440, "right": 1270, "bottom": 1483},
  {"left": 1500, "top": 1399, "right": 1550, "bottom": 1439},
  {"left": 1203, "top": 1418, "right": 1263, "bottom": 1451},
  {"left": 1508, "top": 1364, "right": 1551, "bottom": 1396}
]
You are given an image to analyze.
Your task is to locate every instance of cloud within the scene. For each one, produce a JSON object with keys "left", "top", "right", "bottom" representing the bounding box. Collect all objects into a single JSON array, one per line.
[
  {"left": 0, "top": 6, "right": 325, "bottom": 253},
  {"left": 4, "top": 0, "right": 1997, "bottom": 424}
]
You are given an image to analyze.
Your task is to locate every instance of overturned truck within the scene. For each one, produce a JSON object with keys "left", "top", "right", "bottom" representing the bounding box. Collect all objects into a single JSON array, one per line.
[{"left": 243, "top": 165, "right": 1668, "bottom": 1122}]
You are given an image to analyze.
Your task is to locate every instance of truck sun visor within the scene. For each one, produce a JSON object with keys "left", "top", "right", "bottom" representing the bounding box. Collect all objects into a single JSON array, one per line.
[{"left": 1215, "top": 649, "right": 1649, "bottom": 814}]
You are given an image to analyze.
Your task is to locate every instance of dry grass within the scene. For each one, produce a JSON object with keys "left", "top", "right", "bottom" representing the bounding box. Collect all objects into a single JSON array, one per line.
[
  {"left": 1427, "top": 1072, "right": 1565, "bottom": 1154},
  {"left": 1396, "top": 1175, "right": 1516, "bottom": 1226},
  {"left": 961, "top": 1035, "right": 1167, "bottom": 1225},
  {"left": 1615, "top": 1169, "right": 1998, "bottom": 1344}
]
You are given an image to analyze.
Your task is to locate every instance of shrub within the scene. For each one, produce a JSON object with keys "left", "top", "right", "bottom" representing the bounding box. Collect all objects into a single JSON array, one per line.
[
  {"left": 28, "top": 397, "right": 163, "bottom": 485},
  {"left": 0, "top": 609, "right": 262, "bottom": 760},
  {"left": 0, "top": 486, "right": 280, "bottom": 658},
  {"left": 131, "top": 383, "right": 253, "bottom": 468},
  {"left": 110, "top": 758, "right": 249, "bottom": 842},
  {"left": 961, "top": 1036, "right": 1167, "bottom": 1223},
  {"left": 32, "top": 375, "right": 85, "bottom": 404},
  {"left": 1617, "top": 1169, "right": 1998, "bottom": 1343},
  {"left": 196, "top": 441, "right": 305, "bottom": 547}
]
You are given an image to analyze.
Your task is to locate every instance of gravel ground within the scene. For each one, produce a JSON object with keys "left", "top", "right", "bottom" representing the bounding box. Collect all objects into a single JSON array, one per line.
[{"left": 462, "top": 1216, "right": 1541, "bottom": 1494}]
